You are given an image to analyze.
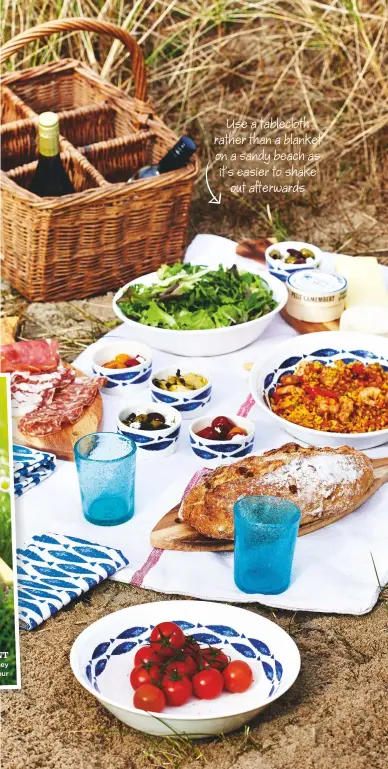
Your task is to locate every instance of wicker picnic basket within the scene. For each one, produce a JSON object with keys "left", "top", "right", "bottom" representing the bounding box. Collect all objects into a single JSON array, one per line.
[{"left": 0, "top": 18, "right": 200, "bottom": 302}]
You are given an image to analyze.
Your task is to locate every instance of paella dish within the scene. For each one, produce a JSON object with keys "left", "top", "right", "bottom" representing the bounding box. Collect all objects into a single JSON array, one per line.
[{"left": 269, "top": 359, "right": 388, "bottom": 434}]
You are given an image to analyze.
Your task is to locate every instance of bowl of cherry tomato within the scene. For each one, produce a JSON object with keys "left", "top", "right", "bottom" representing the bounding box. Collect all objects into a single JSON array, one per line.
[
  {"left": 189, "top": 414, "right": 255, "bottom": 467},
  {"left": 70, "top": 599, "right": 300, "bottom": 737},
  {"left": 91, "top": 341, "right": 152, "bottom": 395}
]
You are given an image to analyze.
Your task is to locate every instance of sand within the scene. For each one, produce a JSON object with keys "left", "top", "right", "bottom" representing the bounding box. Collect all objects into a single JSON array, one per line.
[{"left": 1, "top": 581, "right": 387, "bottom": 769}]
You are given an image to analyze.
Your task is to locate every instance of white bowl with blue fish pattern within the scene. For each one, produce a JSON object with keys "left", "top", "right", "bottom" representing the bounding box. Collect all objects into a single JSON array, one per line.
[
  {"left": 70, "top": 599, "right": 301, "bottom": 737},
  {"left": 265, "top": 241, "right": 322, "bottom": 282},
  {"left": 92, "top": 341, "right": 152, "bottom": 395},
  {"left": 250, "top": 331, "right": 388, "bottom": 449},
  {"left": 117, "top": 403, "right": 181, "bottom": 457},
  {"left": 189, "top": 414, "right": 255, "bottom": 468},
  {"left": 150, "top": 366, "right": 212, "bottom": 419}
]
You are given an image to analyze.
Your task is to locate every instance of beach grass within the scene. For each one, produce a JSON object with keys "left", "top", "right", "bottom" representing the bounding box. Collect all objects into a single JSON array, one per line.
[{"left": 1, "top": 0, "right": 387, "bottom": 252}]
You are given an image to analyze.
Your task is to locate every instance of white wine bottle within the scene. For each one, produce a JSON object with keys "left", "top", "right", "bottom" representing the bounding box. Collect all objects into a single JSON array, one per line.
[
  {"left": 29, "top": 112, "right": 74, "bottom": 197},
  {"left": 129, "top": 136, "right": 196, "bottom": 181}
]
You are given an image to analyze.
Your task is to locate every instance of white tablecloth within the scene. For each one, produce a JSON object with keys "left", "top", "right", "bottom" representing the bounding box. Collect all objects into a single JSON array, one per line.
[{"left": 15, "top": 236, "right": 388, "bottom": 615}]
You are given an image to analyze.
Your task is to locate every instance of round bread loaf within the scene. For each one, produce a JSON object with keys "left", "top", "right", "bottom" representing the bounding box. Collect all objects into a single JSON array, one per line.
[{"left": 179, "top": 443, "right": 374, "bottom": 539}]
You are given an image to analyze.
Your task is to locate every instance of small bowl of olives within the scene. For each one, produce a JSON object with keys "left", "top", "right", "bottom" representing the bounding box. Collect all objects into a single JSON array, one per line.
[
  {"left": 265, "top": 241, "right": 322, "bottom": 282},
  {"left": 117, "top": 403, "right": 182, "bottom": 457}
]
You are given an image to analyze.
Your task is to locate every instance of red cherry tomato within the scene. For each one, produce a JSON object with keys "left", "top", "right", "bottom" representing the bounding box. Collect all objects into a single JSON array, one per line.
[
  {"left": 172, "top": 645, "right": 199, "bottom": 677},
  {"left": 134, "top": 645, "right": 162, "bottom": 667},
  {"left": 192, "top": 668, "right": 224, "bottom": 700},
  {"left": 196, "top": 427, "right": 217, "bottom": 440},
  {"left": 130, "top": 663, "right": 161, "bottom": 690},
  {"left": 222, "top": 660, "right": 253, "bottom": 693},
  {"left": 211, "top": 416, "right": 234, "bottom": 434},
  {"left": 180, "top": 652, "right": 198, "bottom": 678},
  {"left": 164, "top": 659, "right": 192, "bottom": 678},
  {"left": 226, "top": 426, "right": 247, "bottom": 438},
  {"left": 197, "top": 648, "right": 229, "bottom": 672},
  {"left": 184, "top": 638, "right": 201, "bottom": 653},
  {"left": 150, "top": 622, "right": 186, "bottom": 658},
  {"left": 133, "top": 684, "right": 165, "bottom": 712},
  {"left": 161, "top": 673, "right": 192, "bottom": 707}
]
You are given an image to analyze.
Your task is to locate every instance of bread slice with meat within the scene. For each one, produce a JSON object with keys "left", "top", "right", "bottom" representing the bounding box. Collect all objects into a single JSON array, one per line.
[{"left": 179, "top": 443, "right": 374, "bottom": 539}]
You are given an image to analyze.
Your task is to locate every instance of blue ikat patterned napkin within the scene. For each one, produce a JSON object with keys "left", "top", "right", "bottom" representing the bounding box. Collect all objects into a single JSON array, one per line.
[
  {"left": 13, "top": 445, "right": 56, "bottom": 497},
  {"left": 17, "top": 534, "right": 129, "bottom": 630}
]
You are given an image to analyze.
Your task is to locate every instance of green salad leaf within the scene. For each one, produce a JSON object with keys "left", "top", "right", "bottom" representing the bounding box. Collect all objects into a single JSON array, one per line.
[{"left": 117, "top": 263, "right": 277, "bottom": 330}]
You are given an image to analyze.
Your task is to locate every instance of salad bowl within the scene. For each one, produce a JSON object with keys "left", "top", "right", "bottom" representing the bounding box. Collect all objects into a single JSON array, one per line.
[
  {"left": 250, "top": 331, "right": 388, "bottom": 450},
  {"left": 70, "top": 600, "right": 300, "bottom": 737},
  {"left": 113, "top": 265, "right": 287, "bottom": 357}
]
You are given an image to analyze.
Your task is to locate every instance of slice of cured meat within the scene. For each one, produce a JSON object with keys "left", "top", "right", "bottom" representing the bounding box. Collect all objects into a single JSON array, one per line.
[
  {"left": 10, "top": 365, "right": 76, "bottom": 417},
  {"left": 1, "top": 339, "right": 59, "bottom": 373},
  {"left": 18, "top": 377, "right": 106, "bottom": 436}
]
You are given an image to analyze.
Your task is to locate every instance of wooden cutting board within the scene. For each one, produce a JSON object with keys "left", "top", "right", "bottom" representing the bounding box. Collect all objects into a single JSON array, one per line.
[
  {"left": 280, "top": 307, "right": 340, "bottom": 334},
  {"left": 12, "top": 367, "right": 103, "bottom": 462},
  {"left": 150, "top": 458, "right": 388, "bottom": 551}
]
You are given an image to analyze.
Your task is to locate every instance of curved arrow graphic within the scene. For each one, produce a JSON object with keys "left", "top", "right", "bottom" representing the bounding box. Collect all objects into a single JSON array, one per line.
[{"left": 206, "top": 161, "right": 221, "bottom": 205}]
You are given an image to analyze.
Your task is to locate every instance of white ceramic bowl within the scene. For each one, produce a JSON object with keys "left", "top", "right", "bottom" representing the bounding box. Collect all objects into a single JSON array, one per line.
[
  {"left": 113, "top": 270, "right": 288, "bottom": 357},
  {"left": 250, "top": 331, "right": 388, "bottom": 450},
  {"left": 70, "top": 600, "right": 300, "bottom": 738},
  {"left": 91, "top": 341, "right": 152, "bottom": 395},
  {"left": 117, "top": 403, "right": 182, "bottom": 457},
  {"left": 265, "top": 241, "right": 322, "bottom": 282},
  {"left": 150, "top": 365, "right": 212, "bottom": 419},
  {"left": 189, "top": 414, "right": 255, "bottom": 468}
]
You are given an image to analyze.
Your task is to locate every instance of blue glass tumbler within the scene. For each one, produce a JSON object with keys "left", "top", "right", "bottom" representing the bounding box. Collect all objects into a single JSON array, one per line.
[
  {"left": 234, "top": 495, "right": 301, "bottom": 594},
  {"left": 74, "top": 432, "right": 136, "bottom": 526}
]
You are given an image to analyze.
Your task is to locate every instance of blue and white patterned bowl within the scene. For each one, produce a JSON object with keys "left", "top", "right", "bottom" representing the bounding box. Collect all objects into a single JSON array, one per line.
[
  {"left": 70, "top": 599, "right": 300, "bottom": 737},
  {"left": 117, "top": 403, "right": 181, "bottom": 458},
  {"left": 150, "top": 366, "right": 212, "bottom": 419},
  {"left": 189, "top": 414, "right": 255, "bottom": 468},
  {"left": 92, "top": 341, "right": 152, "bottom": 395},
  {"left": 265, "top": 241, "right": 322, "bottom": 282},
  {"left": 250, "top": 331, "right": 388, "bottom": 450}
]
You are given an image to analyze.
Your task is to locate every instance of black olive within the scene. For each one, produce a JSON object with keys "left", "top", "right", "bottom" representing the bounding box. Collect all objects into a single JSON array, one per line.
[
  {"left": 287, "top": 248, "right": 303, "bottom": 258},
  {"left": 147, "top": 412, "right": 166, "bottom": 424}
]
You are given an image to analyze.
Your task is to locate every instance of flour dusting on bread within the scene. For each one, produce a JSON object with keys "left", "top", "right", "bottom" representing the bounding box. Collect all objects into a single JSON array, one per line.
[{"left": 261, "top": 454, "right": 360, "bottom": 517}]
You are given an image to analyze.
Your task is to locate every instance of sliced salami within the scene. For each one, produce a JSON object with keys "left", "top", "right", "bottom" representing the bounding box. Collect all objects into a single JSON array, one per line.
[
  {"left": 10, "top": 365, "right": 76, "bottom": 417},
  {"left": 1, "top": 339, "right": 59, "bottom": 373},
  {"left": 19, "top": 377, "right": 106, "bottom": 436}
]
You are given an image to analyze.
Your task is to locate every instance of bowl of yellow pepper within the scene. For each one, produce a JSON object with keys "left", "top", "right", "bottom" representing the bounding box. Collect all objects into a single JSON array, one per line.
[{"left": 92, "top": 341, "right": 152, "bottom": 395}]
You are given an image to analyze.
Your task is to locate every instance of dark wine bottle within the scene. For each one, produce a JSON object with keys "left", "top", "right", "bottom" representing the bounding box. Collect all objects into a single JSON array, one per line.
[
  {"left": 29, "top": 112, "right": 74, "bottom": 197},
  {"left": 129, "top": 135, "right": 196, "bottom": 182}
]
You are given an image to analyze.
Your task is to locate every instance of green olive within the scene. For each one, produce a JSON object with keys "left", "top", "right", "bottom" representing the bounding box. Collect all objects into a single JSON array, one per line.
[
  {"left": 269, "top": 249, "right": 282, "bottom": 260},
  {"left": 300, "top": 248, "right": 314, "bottom": 258},
  {"left": 285, "top": 256, "right": 296, "bottom": 264}
]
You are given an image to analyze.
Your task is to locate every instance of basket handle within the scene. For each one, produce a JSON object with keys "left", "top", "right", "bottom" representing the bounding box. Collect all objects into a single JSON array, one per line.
[{"left": 0, "top": 17, "right": 148, "bottom": 102}]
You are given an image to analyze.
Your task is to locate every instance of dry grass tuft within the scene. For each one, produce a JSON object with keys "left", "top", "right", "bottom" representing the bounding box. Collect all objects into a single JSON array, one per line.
[{"left": 1, "top": 1, "right": 388, "bottom": 251}]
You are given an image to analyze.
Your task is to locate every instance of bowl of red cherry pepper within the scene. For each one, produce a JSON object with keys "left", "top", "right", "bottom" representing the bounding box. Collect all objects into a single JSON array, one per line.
[{"left": 189, "top": 414, "right": 255, "bottom": 467}]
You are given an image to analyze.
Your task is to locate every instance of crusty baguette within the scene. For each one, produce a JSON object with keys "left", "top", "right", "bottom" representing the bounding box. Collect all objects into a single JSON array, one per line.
[{"left": 179, "top": 443, "right": 374, "bottom": 539}]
